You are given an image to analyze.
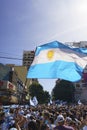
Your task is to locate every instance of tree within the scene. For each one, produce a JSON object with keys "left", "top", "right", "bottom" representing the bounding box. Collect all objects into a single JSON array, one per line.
[
  {"left": 52, "top": 80, "right": 75, "bottom": 103},
  {"left": 29, "top": 83, "right": 50, "bottom": 104},
  {"left": 43, "top": 91, "right": 50, "bottom": 103}
]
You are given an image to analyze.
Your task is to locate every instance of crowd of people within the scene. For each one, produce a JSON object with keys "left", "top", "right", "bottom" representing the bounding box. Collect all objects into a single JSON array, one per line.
[{"left": 0, "top": 103, "right": 87, "bottom": 130}]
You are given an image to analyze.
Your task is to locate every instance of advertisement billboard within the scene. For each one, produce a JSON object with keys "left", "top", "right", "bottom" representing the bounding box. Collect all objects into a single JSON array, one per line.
[{"left": 0, "top": 80, "right": 16, "bottom": 91}]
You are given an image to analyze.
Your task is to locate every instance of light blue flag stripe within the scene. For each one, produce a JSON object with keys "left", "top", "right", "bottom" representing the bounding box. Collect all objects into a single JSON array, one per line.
[
  {"left": 36, "top": 41, "right": 70, "bottom": 56},
  {"left": 27, "top": 60, "right": 83, "bottom": 82},
  {"left": 36, "top": 41, "right": 87, "bottom": 56}
]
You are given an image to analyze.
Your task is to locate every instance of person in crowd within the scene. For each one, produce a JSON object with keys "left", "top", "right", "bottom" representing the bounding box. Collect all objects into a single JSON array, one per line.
[
  {"left": 82, "top": 115, "right": 87, "bottom": 130},
  {"left": 53, "top": 114, "right": 75, "bottom": 130},
  {"left": 0, "top": 103, "right": 87, "bottom": 130},
  {"left": 49, "top": 117, "right": 56, "bottom": 130},
  {"left": 27, "top": 120, "right": 38, "bottom": 130},
  {"left": 36, "top": 119, "right": 41, "bottom": 130},
  {"left": 43, "top": 111, "right": 50, "bottom": 125},
  {"left": 40, "top": 123, "right": 50, "bottom": 130},
  {"left": 0, "top": 112, "right": 8, "bottom": 130}
]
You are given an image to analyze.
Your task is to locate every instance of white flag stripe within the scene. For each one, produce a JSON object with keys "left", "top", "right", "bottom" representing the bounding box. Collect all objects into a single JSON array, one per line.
[{"left": 32, "top": 48, "right": 87, "bottom": 68}]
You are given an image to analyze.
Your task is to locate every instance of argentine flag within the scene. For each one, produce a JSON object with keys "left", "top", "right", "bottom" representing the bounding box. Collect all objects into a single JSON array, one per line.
[
  {"left": 27, "top": 41, "right": 87, "bottom": 82},
  {"left": 33, "top": 96, "right": 38, "bottom": 106}
]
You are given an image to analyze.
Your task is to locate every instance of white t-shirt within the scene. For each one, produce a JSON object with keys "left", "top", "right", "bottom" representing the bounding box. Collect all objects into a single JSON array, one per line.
[{"left": 83, "top": 125, "right": 87, "bottom": 130}]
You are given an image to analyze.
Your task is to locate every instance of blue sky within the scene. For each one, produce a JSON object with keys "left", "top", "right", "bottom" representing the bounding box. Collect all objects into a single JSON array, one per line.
[{"left": 0, "top": 0, "right": 87, "bottom": 93}]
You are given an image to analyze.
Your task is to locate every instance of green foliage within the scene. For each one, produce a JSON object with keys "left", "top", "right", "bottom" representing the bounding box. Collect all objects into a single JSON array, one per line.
[
  {"left": 52, "top": 80, "right": 75, "bottom": 102},
  {"left": 0, "top": 63, "right": 11, "bottom": 80},
  {"left": 29, "top": 83, "right": 50, "bottom": 104}
]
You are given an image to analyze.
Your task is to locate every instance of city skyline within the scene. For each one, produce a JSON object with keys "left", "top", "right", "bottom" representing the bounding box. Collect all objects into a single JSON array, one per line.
[{"left": 1, "top": 0, "right": 87, "bottom": 93}]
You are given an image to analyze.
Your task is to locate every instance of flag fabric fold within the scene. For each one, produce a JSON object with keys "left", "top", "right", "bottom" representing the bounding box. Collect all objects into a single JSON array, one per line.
[
  {"left": 32, "top": 96, "right": 38, "bottom": 106},
  {"left": 30, "top": 98, "right": 35, "bottom": 106},
  {"left": 27, "top": 41, "right": 87, "bottom": 82},
  {"left": 30, "top": 96, "right": 38, "bottom": 106}
]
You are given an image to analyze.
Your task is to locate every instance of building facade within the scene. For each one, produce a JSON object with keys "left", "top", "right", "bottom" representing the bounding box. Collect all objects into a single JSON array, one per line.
[
  {"left": 0, "top": 80, "right": 18, "bottom": 104},
  {"left": 65, "top": 41, "right": 87, "bottom": 48},
  {"left": 0, "top": 64, "right": 18, "bottom": 104},
  {"left": 9, "top": 65, "right": 32, "bottom": 104},
  {"left": 0, "top": 64, "right": 33, "bottom": 104},
  {"left": 22, "top": 50, "right": 38, "bottom": 82},
  {"left": 23, "top": 50, "right": 35, "bottom": 69}
]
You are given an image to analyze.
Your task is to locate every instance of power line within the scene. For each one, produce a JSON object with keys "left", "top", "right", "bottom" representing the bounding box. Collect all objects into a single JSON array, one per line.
[
  {"left": 0, "top": 51, "right": 22, "bottom": 57},
  {"left": 0, "top": 56, "right": 22, "bottom": 60}
]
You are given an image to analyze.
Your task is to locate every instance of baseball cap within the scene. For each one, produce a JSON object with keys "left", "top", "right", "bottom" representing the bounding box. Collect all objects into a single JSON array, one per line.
[
  {"left": 57, "top": 115, "right": 64, "bottom": 122},
  {"left": 66, "top": 117, "right": 72, "bottom": 122}
]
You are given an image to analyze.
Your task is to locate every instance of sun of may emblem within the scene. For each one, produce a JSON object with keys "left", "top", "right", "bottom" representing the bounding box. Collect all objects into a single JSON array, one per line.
[{"left": 47, "top": 50, "right": 54, "bottom": 60}]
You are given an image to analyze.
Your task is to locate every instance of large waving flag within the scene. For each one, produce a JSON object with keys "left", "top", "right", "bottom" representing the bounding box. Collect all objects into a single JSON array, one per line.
[{"left": 27, "top": 41, "right": 87, "bottom": 82}]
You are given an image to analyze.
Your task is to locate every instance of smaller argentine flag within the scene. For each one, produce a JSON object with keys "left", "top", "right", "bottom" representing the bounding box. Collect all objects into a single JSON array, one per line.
[{"left": 27, "top": 41, "right": 87, "bottom": 82}]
